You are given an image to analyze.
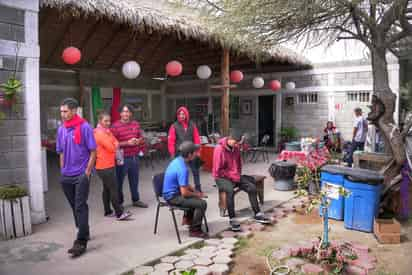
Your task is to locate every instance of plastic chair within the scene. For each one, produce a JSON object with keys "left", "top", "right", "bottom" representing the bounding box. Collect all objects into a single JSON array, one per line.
[{"left": 152, "top": 173, "right": 208, "bottom": 244}]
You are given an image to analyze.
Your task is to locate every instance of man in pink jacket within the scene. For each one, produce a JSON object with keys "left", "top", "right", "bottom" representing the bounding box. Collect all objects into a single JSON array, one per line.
[{"left": 213, "top": 132, "right": 270, "bottom": 231}]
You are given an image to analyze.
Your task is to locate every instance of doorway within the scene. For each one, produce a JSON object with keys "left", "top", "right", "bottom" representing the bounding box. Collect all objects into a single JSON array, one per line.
[{"left": 258, "top": 95, "right": 274, "bottom": 145}]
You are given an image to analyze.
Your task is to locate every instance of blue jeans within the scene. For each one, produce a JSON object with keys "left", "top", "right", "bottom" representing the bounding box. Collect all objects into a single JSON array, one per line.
[
  {"left": 116, "top": 156, "right": 140, "bottom": 204},
  {"left": 347, "top": 141, "right": 365, "bottom": 166},
  {"left": 61, "top": 174, "right": 90, "bottom": 241}
]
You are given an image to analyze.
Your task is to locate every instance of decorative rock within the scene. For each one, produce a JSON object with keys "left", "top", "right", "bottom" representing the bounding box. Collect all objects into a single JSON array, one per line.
[
  {"left": 197, "top": 250, "right": 217, "bottom": 259},
  {"left": 218, "top": 243, "right": 235, "bottom": 251},
  {"left": 201, "top": 246, "right": 218, "bottom": 254},
  {"left": 209, "top": 263, "right": 229, "bottom": 275},
  {"left": 154, "top": 263, "right": 175, "bottom": 273},
  {"left": 205, "top": 239, "right": 222, "bottom": 247},
  {"left": 222, "top": 237, "right": 238, "bottom": 245},
  {"left": 249, "top": 223, "right": 265, "bottom": 232},
  {"left": 301, "top": 263, "right": 324, "bottom": 274},
  {"left": 194, "top": 257, "right": 213, "bottom": 266},
  {"left": 285, "top": 257, "right": 307, "bottom": 270},
  {"left": 220, "top": 230, "right": 238, "bottom": 238},
  {"left": 237, "top": 230, "right": 253, "bottom": 238},
  {"left": 213, "top": 255, "right": 233, "bottom": 265},
  {"left": 175, "top": 260, "right": 194, "bottom": 270},
  {"left": 160, "top": 256, "right": 180, "bottom": 264},
  {"left": 191, "top": 265, "right": 212, "bottom": 275},
  {"left": 134, "top": 265, "right": 154, "bottom": 275},
  {"left": 217, "top": 248, "right": 234, "bottom": 257},
  {"left": 180, "top": 254, "right": 198, "bottom": 261},
  {"left": 185, "top": 248, "right": 202, "bottom": 256}
]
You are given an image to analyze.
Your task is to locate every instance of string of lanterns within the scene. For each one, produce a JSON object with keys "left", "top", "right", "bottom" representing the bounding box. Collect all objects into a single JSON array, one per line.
[{"left": 61, "top": 47, "right": 295, "bottom": 91}]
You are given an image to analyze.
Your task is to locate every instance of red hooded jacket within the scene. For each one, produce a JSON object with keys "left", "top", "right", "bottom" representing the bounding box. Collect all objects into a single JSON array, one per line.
[
  {"left": 168, "top": 106, "right": 200, "bottom": 156},
  {"left": 212, "top": 137, "right": 242, "bottom": 183}
]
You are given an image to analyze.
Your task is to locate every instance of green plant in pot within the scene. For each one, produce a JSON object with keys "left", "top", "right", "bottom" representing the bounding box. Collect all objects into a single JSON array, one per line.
[{"left": 0, "top": 184, "right": 28, "bottom": 200}]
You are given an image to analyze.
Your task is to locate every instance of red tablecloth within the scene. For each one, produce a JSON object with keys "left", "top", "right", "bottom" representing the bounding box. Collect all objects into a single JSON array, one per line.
[
  {"left": 199, "top": 144, "right": 215, "bottom": 172},
  {"left": 277, "top": 147, "right": 330, "bottom": 169}
]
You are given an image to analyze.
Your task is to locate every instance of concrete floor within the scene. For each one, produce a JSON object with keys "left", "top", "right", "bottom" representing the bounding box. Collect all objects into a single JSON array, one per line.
[{"left": 0, "top": 153, "right": 294, "bottom": 275}]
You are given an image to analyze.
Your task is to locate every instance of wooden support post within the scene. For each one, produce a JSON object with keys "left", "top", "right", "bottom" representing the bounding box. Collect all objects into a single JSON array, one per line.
[{"left": 221, "top": 48, "right": 230, "bottom": 136}]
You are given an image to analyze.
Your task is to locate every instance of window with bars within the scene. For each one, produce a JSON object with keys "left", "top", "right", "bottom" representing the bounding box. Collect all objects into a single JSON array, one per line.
[
  {"left": 347, "top": 91, "right": 371, "bottom": 103},
  {"left": 297, "top": 93, "right": 318, "bottom": 104}
]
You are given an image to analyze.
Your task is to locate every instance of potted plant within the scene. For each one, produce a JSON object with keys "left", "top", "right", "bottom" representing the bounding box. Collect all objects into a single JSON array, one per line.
[
  {"left": 279, "top": 127, "right": 299, "bottom": 152},
  {"left": 0, "top": 184, "right": 32, "bottom": 240}
]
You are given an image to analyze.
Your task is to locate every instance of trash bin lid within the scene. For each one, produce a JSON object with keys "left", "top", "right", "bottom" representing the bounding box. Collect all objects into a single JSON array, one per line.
[
  {"left": 321, "top": 165, "right": 383, "bottom": 184},
  {"left": 272, "top": 160, "right": 297, "bottom": 168}
]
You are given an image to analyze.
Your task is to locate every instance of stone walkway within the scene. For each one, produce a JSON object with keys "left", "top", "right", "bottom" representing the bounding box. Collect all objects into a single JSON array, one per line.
[{"left": 0, "top": 153, "right": 294, "bottom": 275}]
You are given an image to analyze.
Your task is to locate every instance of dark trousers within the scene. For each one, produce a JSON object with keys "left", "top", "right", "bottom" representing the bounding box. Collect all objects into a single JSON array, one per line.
[
  {"left": 61, "top": 174, "right": 90, "bottom": 241},
  {"left": 188, "top": 159, "right": 201, "bottom": 192},
  {"left": 168, "top": 196, "right": 207, "bottom": 231},
  {"left": 347, "top": 141, "right": 365, "bottom": 166},
  {"left": 116, "top": 156, "right": 140, "bottom": 204},
  {"left": 215, "top": 175, "right": 260, "bottom": 219},
  {"left": 97, "top": 168, "right": 124, "bottom": 217}
]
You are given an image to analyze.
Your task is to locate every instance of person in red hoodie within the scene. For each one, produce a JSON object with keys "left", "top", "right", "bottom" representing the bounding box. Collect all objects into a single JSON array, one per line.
[
  {"left": 213, "top": 132, "right": 270, "bottom": 232},
  {"left": 168, "top": 106, "right": 202, "bottom": 192}
]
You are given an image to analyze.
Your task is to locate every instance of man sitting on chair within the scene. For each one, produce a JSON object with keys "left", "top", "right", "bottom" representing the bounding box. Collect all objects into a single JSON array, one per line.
[
  {"left": 163, "top": 141, "right": 208, "bottom": 238},
  {"left": 213, "top": 132, "right": 270, "bottom": 232}
]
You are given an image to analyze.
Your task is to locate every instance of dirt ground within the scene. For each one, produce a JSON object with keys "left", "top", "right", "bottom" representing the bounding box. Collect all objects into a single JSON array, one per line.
[{"left": 230, "top": 199, "right": 412, "bottom": 275}]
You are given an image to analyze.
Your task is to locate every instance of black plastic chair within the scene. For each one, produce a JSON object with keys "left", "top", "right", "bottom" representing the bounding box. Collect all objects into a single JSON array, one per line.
[{"left": 152, "top": 173, "right": 208, "bottom": 244}]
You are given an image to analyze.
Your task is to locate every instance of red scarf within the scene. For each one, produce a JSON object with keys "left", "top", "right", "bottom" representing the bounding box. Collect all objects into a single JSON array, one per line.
[{"left": 64, "top": 114, "right": 85, "bottom": 144}]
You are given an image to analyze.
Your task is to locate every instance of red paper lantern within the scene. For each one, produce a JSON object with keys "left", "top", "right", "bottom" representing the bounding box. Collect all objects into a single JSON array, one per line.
[
  {"left": 166, "top": 60, "right": 183, "bottom": 77},
  {"left": 62, "top": 46, "right": 81, "bottom": 65},
  {"left": 269, "top": 80, "right": 281, "bottom": 91},
  {"left": 230, "top": 70, "right": 243, "bottom": 83}
]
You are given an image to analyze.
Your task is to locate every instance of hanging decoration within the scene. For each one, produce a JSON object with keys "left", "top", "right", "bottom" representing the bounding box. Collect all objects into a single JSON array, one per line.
[
  {"left": 196, "top": 65, "right": 212, "bottom": 80},
  {"left": 122, "top": 61, "right": 141, "bottom": 79},
  {"left": 62, "top": 46, "right": 81, "bottom": 65},
  {"left": 166, "top": 60, "right": 183, "bottom": 77},
  {"left": 269, "top": 80, "right": 281, "bottom": 91},
  {"left": 285, "top": 81, "right": 296, "bottom": 90},
  {"left": 230, "top": 70, "right": 243, "bottom": 83},
  {"left": 252, "top": 77, "right": 265, "bottom": 88}
]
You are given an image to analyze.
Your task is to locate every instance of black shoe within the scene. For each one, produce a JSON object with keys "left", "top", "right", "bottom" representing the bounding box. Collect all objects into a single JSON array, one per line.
[
  {"left": 132, "top": 200, "right": 148, "bottom": 208},
  {"left": 69, "top": 240, "right": 87, "bottom": 257},
  {"left": 254, "top": 213, "right": 271, "bottom": 224},
  {"left": 230, "top": 219, "right": 241, "bottom": 232}
]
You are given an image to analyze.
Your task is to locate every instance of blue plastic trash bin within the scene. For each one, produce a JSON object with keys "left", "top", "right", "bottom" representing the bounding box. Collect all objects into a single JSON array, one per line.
[{"left": 343, "top": 168, "right": 383, "bottom": 232}]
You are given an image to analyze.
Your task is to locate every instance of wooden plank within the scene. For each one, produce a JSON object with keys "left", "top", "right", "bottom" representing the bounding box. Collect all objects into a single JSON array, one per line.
[
  {"left": 21, "top": 197, "right": 32, "bottom": 235},
  {"left": 221, "top": 48, "right": 230, "bottom": 136},
  {"left": 1, "top": 200, "right": 14, "bottom": 239},
  {"left": 12, "top": 199, "right": 24, "bottom": 237}
]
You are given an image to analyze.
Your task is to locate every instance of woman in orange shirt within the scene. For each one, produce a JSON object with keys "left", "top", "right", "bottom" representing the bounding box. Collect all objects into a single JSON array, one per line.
[{"left": 94, "top": 112, "right": 131, "bottom": 220}]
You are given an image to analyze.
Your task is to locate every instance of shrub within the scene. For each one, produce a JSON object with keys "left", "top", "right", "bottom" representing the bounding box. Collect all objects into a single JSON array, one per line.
[{"left": 0, "top": 184, "right": 28, "bottom": 200}]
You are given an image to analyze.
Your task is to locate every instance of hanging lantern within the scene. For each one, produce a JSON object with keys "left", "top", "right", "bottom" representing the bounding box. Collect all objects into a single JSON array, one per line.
[
  {"left": 269, "top": 80, "right": 281, "bottom": 91},
  {"left": 62, "top": 46, "right": 81, "bottom": 65},
  {"left": 230, "top": 70, "right": 243, "bottom": 83},
  {"left": 252, "top": 77, "right": 265, "bottom": 88},
  {"left": 122, "top": 61, "right": 141, "bottom": 79},
  {"left": 196, "top": 65, "right": 212, "bottom": 80},
  {"left": 166, "top": 60, "right": 183, "bottom": 77},
  {"left": 285, "top": 81, "right": 296, "bottom": 90}
]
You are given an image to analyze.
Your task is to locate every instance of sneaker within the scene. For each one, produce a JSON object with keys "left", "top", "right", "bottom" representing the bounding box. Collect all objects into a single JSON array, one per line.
[
  {"left": 230, "top": 219, "right": 241, "bottom": 232},
  {"left": 104, "top": 212, "right": 116, "bottom": 218},
  {"left": 254, "top": 212, "right": 271, "bottom": 224},
  {"left": 132, "top": 200, "right": 148, "bottom": 208},
  {"left": 189, "top": 230, "right": 209, "bottom": 238},
  {"left": 68, "top": 240, "right": 87, "bottom": 257},
  {"left": 117, "top": 211, "right": 132, "bottom": 221}
]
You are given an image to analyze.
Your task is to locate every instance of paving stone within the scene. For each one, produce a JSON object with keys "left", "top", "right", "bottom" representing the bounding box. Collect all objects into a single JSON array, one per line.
[
  {"left": 345, "top": 265, "right": 367, "bottom": 275},
  {"left": 222, "top": 237, "right": 238, "bottom": 245},
  {"left": 351, "top": 243, "right": 369, "bottom": 253},
  {"left": 240, "top": 224, "right": 252, "bottom": 231},
  {"left": 285, "top": 257, "right": 307, "bottom": 270},
  {"left": 192, "top": 266, "right": 212, "bottom": 275},
  {"left": 149, "top": 271, "right": 169, "bottom": 275},
  {"left": 180, "top": 254, "right": 198, "bottom": 261},
  {"left": 201, "top": 246, "right": 218, "bottom": 254},
  {"left": 220, "top": 230, "right": 238, "bottom": 238},
  {"left": 351, "top": 258, "right": 376, "bottom": 273},
  {"left": 218, "top": 243, "right": 235, "bottom": 251},
  {"left": 154, "top": 263, "right": 175, "bottom": 273},
  {"left": 134, "top": 265, "right": 154, "bottom": 275},
  {"left": 161, "top": 256, "right": 180, "bottom": 264},
  {"left": 175, "top": 260, "right": 194, "bottom": 270},
  {"left": 301, "top": 263, "right": 324, "bottom": 274},
  {"left": 249, "top": 223, "right": 265, "bottom": 232},
  {"left": 213, "top": 255, "right": 233, "bottom": 265},
  {"left": 194, "top": 257, "right": 213, "bottom": 266},
  {"left": 184, "top": 248, "right": 201, "bottom": 256},
  {"left": 237, "top": 230, "right": 253, "bottom": 238},
  {"left": 209, "top": 263, "right": 229, "bottom": 275},
  {"left": 217, "top": 248, "right": 234, "bottom": 257},
  {"left": 205, "top": 239, "right": 222, "bottom": 247}
]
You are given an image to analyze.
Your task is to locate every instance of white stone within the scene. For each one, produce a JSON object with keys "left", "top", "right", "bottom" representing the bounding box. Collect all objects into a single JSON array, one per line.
[
  {"left": 222, "top": 237, "right": 238, "bottom": 245},
  {"left": 194, "top": 257, "right": 213, "bottom": 266},
  {"left": 184, "top": 248, "right": 201, "bottom": 255},
  {"left": 213, "top": 255, "right": 233, "bottom": 265},
  {"left": 201, "top": 246, "right": 218, "bottom": 254},
  {"left": 134, "top": 265, "right": 154, "bottom": 275},
  {"left": 205, "top": 239, "right": 222, "bottom": 247},
  {"left": 196, "top": 251, "right": 217, "bottom": 259},
  {"left": 174, "top": 260, "right": 194, "bottom": 270},
  {"left": 216, "top": 249, "right": 234, "bottom": 257},
  {"left": 192, "top": 265, "right": 212, "bottom": 275},
  {"left": 160, "top": 256, "right": 180, "bottom": 264},
  {"left": 209, "top": 263, "right": 229, "bottom": 275},
  {"left": 154, "top": 263, "right": 174, "bottom": 273},
  {"left": 180, "top": 254, "right": 198, "bottom": 261},
  {"left": 218, "top": 243, "right": 235, "bottom": 251}
]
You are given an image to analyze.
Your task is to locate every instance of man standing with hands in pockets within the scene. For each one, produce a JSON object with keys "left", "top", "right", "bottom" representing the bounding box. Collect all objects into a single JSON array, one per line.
[{"left": 111, "top": 104, "right": 148, "bottom": 208}]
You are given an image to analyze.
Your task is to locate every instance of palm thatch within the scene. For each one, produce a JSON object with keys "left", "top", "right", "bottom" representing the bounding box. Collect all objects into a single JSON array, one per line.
[{"left": 40, "top": 0, "right": 310, "bottom": 66}]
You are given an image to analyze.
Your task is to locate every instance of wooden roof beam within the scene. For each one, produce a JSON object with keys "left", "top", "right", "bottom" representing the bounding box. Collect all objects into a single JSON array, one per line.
[
  {"left": 44, "top": 17, "right": 73, "bottom": 64},
  {"left": 89, "top": 25, "right": 123, "bottom": 67}
]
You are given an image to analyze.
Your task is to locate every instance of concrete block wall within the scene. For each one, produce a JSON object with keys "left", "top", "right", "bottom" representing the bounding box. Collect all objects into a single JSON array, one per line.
[{"left": 0, "top": 5, "right": 24, "bottom": 42}]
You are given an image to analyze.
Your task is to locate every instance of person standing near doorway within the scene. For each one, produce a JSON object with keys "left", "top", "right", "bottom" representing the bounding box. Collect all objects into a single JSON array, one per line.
[
  {"left": 347, "top": 107, "right": 368, "bottom": 167},
  {"left": 56, "top": 98, "right": 96, "bottom": 257},
  {"left": 94, "top": 111, "right": 132, "bottom": 220},
  {"left": 111, "top": 104, "right": 148, "bottom": 208},
  {"left": 168, "top": 106, "right": 202, "bottom": 192}
]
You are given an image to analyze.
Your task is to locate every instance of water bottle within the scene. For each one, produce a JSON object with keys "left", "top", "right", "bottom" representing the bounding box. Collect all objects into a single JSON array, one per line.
[{"left": 116, "top": 148, "right": 124, "bottom": 166}]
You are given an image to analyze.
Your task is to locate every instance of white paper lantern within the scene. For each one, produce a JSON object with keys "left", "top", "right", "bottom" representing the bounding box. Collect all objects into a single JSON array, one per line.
[
  {"left": 285, "top": 81, "right": 296, "bottom": 90},
  {"left": 122, "top": 61, "right": 141, "bottom": 79},
  {"left": 196, "top": 65, "right": 212, "bottom": 80},
  {"left": 252, "top": 76, "right": 265, "bottom": 88}
]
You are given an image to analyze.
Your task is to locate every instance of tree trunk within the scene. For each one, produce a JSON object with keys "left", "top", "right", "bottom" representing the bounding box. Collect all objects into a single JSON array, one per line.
[{"left": 368, "top": 47, "right": 405, "bottom": 213}]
